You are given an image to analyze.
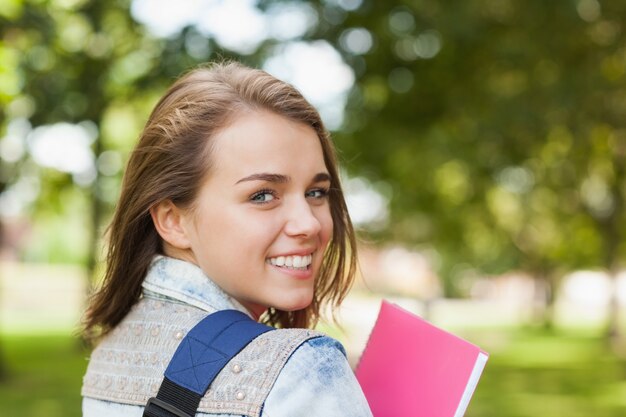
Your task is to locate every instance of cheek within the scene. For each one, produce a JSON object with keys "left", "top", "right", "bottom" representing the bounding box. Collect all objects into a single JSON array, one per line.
[
  {"left": 215, "top": 209, "right": 278, "bottom": 255},
  {"left": 188, "top": 207, "right": 236, "bottom": 255}
]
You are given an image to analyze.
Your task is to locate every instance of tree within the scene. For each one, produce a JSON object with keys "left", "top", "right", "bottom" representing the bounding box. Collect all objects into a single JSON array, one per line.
[
  {"left": 1, "top": 0, "right": 218, "bottom": 279},
  {"left": 3, "top": 0, "right": 626, "bottom": 349},
  {"left": 303, "top": 0, "right": 626, "bottom": 337}
]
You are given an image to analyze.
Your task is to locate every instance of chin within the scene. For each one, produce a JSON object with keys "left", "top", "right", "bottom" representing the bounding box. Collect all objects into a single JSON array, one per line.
[{"left": 275, "top": 293, "right": 314, "bottom": 312}]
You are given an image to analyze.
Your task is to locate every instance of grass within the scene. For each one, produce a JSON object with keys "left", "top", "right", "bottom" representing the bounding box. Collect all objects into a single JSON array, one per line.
[
  {"left": 0, "top": 328, "right": 625, "bottom": 416},
  {"left": 0, "top": 335, "right": 88, "bottom": 417},
  {"left": 467, "top": 327, "right": 626, "bottom": 417}
]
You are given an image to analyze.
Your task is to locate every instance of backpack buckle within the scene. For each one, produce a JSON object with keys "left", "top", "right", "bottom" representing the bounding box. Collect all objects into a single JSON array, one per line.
[{"left": 143, "top": 397, "right": 193, "bottom": 417}]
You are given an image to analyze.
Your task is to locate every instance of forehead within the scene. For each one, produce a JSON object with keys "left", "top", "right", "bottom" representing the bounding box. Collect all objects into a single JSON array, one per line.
[{"left": 208, "top": 111, "right": 328, "bottom": 181}]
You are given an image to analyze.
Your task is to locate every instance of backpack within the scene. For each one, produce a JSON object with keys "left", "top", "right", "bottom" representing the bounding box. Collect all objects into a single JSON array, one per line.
[{"left": 143, "top": 309, "right": 272, "bottom": 417}]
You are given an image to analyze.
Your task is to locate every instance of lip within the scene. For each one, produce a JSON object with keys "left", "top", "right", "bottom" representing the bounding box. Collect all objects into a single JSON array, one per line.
[
  {"left": 267, "top": 249, "right": 316, "bottom": 258},
  {"left": 267, "top": 262, "right": 314, "bottom": 280}
]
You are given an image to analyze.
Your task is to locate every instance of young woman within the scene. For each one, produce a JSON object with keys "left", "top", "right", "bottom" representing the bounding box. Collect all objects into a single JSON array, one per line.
[{"left": 81, "top": 62, "right": 373, "bottom": 416}]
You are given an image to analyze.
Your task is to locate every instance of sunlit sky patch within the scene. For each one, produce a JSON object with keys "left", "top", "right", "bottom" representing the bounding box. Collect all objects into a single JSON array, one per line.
[
  {"left": 263, "top": 41, "right": 354, "bottom": 130},
  {"left": 131, "top": 0, "right": 354, "bottom": 130},
  {"left": 343, "top": 175, "right": 389, "bottom": 227},
  {"left": 27, "top": 122, "right": 97, "bottom": 186}
]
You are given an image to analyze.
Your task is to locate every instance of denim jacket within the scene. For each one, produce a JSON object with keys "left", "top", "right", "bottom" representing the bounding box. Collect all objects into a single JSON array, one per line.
[{"left": 82, "top": 256, "right": 373, "bottom": 417}]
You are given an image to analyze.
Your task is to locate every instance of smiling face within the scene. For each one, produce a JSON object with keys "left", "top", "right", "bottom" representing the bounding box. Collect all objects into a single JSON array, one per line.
[{"left": 171, "top": 110, "right": 333, "bottom": 318}]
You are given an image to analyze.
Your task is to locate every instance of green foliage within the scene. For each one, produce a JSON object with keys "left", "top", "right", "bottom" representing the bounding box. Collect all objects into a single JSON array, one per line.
[
  {"left": 22, "top": 187, "right": 91, "bottom": 264},
  {"left": 302, "top": 0, "right": 626, "bottom": 296},
  {"left": 3, "top": 0, "right": 626, "bottom": 300},
  {"left": 1, "top": 0, "right": 156, "bottom": 265},
  {"left": 0, "top": 0, "right": 261, "bottom": 265}
]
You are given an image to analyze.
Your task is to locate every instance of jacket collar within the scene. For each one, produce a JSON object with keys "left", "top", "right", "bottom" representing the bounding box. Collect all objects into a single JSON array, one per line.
[{"left": 142, "top": 255, "right": 253, "bottom": 318}]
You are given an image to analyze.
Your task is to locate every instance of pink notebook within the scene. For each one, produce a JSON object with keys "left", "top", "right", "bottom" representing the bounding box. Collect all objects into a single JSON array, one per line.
[{"left": 355, "top": 300, "right": 488, "bottom": 417}]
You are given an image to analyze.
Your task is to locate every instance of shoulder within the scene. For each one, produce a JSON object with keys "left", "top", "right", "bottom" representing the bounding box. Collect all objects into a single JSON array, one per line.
[
  {"left": 263, "top": 331, "right": 351, "bottom": 385},
  {"left": 303, "top": 334, "right": 347, "bottom": 354},
  {"left": 287, "top": 335, "right": 349, "bottom": 373},
  {"left": 262, "top": 335, "right": 373, "bottom": 417}
]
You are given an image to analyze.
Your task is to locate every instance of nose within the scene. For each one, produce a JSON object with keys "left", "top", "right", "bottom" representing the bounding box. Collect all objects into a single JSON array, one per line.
[{"left": 284, "top": 198, "right": 322, "bottom": 238}]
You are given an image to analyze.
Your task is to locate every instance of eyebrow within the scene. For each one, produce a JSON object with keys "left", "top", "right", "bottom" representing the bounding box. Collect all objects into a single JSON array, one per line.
[{"left": 235, "top": 172, "right": 331, "bottom": 185}]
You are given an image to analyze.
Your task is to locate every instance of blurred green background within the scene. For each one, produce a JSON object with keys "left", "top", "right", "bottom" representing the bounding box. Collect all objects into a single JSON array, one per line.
[{"left": 1, "top": 0, "right": 626, "bottom": 416}]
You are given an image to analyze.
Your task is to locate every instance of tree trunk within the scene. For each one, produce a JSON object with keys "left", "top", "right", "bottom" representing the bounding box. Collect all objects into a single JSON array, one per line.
[
  {"left": 87, "top": 140, "right": 102, "bottom": 290},
  {"left": 602, "top": 231, "right": 622, "bottom": 347},
  {"left": 0, "top": 218, "right": 7, "bottom": 380},
  {"left": 531, "top": 272, "right": 555, "bottom": 329},
  {"left": 602, "top": 153, "right": 624, "bottom": 344},
  {"left": 606, "top": 276, "right": 620, "bottom": 340}
]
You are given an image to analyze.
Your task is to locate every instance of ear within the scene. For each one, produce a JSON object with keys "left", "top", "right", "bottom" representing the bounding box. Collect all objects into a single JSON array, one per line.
[{"left": 150, "top": 200, "right": 192, "bottom": 250}]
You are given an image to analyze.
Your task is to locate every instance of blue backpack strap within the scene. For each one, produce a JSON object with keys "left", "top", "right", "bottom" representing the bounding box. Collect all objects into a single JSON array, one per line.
[{"left": 143, "top": 309, "right": 273, "bottom": 417}]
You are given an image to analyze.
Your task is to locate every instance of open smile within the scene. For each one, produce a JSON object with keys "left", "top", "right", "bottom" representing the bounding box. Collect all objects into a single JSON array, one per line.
[{"left": 266, "top": 254, "right": 313, "bottom": 271}]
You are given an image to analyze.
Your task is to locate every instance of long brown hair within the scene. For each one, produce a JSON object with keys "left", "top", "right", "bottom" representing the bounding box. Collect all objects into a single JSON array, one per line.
[{"left": 84, "top": 61, "right": 357, "bottom": 337}]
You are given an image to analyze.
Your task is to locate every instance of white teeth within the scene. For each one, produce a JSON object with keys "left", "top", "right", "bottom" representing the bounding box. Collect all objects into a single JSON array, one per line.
[{"left": 267, "top": 254, "right": 313, "bottom": 269}]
